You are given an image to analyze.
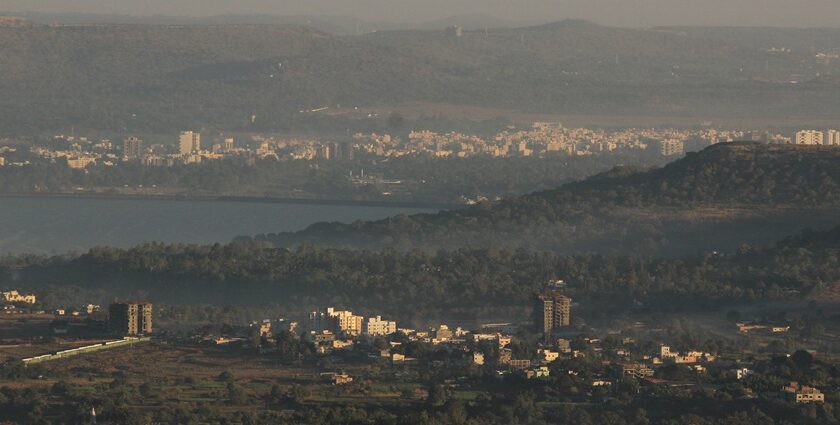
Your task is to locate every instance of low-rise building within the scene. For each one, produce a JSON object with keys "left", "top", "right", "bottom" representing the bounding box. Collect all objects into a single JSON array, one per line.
[
  {"left": 508, "top": 359, "right": 532, "bottom": 370},
  {"left": 2, "top": 290, "right": 36, "bottom": 304},
  {"left": 782, "top": 381, "right": 824, "bottom": 403},
  {"left": 538, "top": 349, "right": 560, "bottom": 363},
  {"left": 363, "top": 316, "right": 397, "bottom": 336},
  {"left": 621, "top": 363, "right": 655, "bottom": 378},
  {"left": 524, "top": 366, "right": 550, "bottom": 379}
]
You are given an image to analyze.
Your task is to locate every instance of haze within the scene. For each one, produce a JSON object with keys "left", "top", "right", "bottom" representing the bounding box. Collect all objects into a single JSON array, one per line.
[{"left": 3, "top": 0, "right": 840, "bottom": 28}]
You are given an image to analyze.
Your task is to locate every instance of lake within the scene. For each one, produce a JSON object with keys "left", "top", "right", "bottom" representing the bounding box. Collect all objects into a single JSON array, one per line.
[{"left": 0, "top": 196, "right": 439, "bottom": 255}]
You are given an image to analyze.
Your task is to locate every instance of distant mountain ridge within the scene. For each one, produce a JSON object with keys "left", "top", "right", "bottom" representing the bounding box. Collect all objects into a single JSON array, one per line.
[
  {"left": 255, "top": 143, "right": 840, "bottom": 255},
  {"left": 2, "top": 21, "right": 840, "bottom": 132}
]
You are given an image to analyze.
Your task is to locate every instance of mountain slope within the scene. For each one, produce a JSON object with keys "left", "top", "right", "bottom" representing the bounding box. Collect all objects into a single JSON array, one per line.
[
  {"left": 256, "top": 143, "right": 840, "bottom": 255},
  {"left": 2, "top": 21, "right": 840, "bottom": 132}
]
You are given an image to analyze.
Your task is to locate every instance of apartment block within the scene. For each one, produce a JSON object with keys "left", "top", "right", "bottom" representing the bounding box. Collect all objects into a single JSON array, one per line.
[
  {"left": 795, "top": 130, "right": 824, "bottom": 145},
  {"left": 536, "top": 291, "right": 571, "bottom": 341},
  {"left": 109, "top": 302, "right": 153, "bottom": 336},
  {"left": 363, "top": 316, "right": 397, "bottom": 336},
  {"left": 179, "top": 131, "right": 201, "bottom": 155}
]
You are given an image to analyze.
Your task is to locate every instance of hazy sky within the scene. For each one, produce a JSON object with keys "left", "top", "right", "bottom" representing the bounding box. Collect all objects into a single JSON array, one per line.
[{"left": 2, "top": 0, "right": 840, "bottom": 28}]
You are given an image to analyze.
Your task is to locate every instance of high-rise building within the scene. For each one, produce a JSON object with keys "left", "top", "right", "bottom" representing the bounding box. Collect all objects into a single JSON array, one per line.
[
  {"left": 536, "top": 291, "right": 571, "bottom": 341},
  {"left": 109, "top": 302, "right": 153, "bottom": 336},
  {"left": 179, "top": 131, "right": 201, "bottom": 155},
  {"left": 827, "top": 129, "right": 840, "bottom": 146},
  {"left": 123, "top": 136, "right": 144, "bottom": 160},
  {"left": 795, "top": 130, "right": 824, "bottom": 145}
]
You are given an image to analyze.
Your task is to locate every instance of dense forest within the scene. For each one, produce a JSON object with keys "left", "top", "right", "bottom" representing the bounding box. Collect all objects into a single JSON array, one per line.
[
  {"left": 3, "top": 223, "right": 839, "bottom": 323},
  {"left": 2, "top": 21, "right": 840, "bottom": 133},
  {"left": 256, "top": 144, "right": 840, "bottom": 255}
]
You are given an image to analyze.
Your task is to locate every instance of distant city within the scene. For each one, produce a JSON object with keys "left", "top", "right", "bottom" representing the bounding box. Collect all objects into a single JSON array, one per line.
[{"left": 1, "top": 124, "right": 839, "bottom": 171}]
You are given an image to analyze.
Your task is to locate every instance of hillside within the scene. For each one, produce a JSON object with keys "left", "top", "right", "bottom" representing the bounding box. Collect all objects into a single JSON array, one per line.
[
  {"left": 5, "top": 223, "right": 840, "bottom": 319},
  {"left": 256, "top": 143, "right": 840, "bottom": 255},
  {"left": 2, "top": 21, "right": 840, "bottom": 133}
]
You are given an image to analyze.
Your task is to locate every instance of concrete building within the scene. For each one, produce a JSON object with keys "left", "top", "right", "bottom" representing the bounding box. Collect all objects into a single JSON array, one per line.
[
  {"left": 536, "top": 291, "right": 571, "bottom": 341},
  {"left": 432, "top": 324, "right": 453, "bottom": 341},
  {"left": 363, "top": 316, "right": 397, "bottom": 336},
  {"left": 621, "top": 363, "right": 655, "bottom": 378},
  {"left": 2, "top": 290, "right": 36, "bottom": 304},
  {"left": 223, "top": 137, "right": 235, "bottom": 151},
  {"left": 179, "top": 131, "right": 201, "bottom": 155},
  {"left": 795, "top": 130, "right": 824, "bottom": 145},
  {"left": 827, "top": 129, "right": 840, "bottom": 146},
  {"left": 123, "top": 136, "right": 144, "bottom": 160},
  {"left": 310, "top": 308, "right": 364, "bottom": 336},
  {"left": 660, "top": 139, "right": 685, "bottom": 156},
  {"left": 783, "top": 381, "right": 825, "bottom": 403},
  {"left": 109, "top": 302, "right": 153, "bottom": 336}
]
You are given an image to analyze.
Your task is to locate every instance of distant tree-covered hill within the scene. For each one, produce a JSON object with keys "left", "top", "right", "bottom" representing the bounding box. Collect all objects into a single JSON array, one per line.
[
  {"left": 3, "top": 223, "right": 839, "bottom": 321},
  {"left": 255, "top": 143, "right": 840, "bottom": 255},
  {"left": 2, "top": 21, "right": 840, "bottom": 133}
]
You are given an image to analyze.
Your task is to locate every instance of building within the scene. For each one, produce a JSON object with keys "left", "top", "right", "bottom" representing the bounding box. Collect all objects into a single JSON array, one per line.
[
  {"left": 223, "top": 137, "right": 235, "bottom": 151},
  {"left": 123, "top": 136, "right": 144, "bottom": 160},
  {"left": 524, "top": 366, "right": 550, "bottom": 379},
  {"left": 2, "top": 290, "right": 35, "bottom": 305},
  {"left": 257, "top": 320, "right": 272, "bottom": 337},
  {"left": 363, "top": 316, "right": 397, "bottom": 336},
  {"left": 827, "top": 129, "right": 840, "bottom": 146},
  {"left": 2, "top": 290, "right": 36, "bottom": 304},
  {"left": 432, "top": 324, "right": 453, "bottom": 341},
  {"left": 179, "top": 131, "right": 201, "bottom": 155},
  {"left": 508, "top": 359, "right": 532, "bottom": 370},
  {"left": 310, "top": 308, "right": 364, "bottom": 336},
  {"left": 660, "top": 139, "right": 685, "bottom": 156},
  {"left": 536, "top": 291, "right": 571, "bottom": 341},
  {"left": 109, "top": 302, "right": 153, "bottom": 336},
  {"left": 782, "top": 381, "right": 825, "bottom": 403},
  {"left": 795, "top": 130, "right": 824, "bottom": 145},
  {"left": 66, "top": 157, "right": 96, "bottom": 169},
  {"left": 537, "top": 349, "right": 560, "bottom": 363},
  {"left": 621, "top": 363, "right": 655, "bottom": 378}
]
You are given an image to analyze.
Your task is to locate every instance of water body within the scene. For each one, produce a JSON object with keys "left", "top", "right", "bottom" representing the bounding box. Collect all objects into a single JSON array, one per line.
[{"left": 0, "top": 196, "right": 438, "bottom": 255}]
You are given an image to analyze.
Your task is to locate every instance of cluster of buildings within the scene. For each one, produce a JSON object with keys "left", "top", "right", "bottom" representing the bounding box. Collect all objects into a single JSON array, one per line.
[
  {"left": 308, "top": 307, "right": 398, "bottom": 338},
  {"left": 1, "top": 289, "right": 37, "bottom": 305},
  {"left": 3, "top": 124, "right": 838, "bottom": 172},
  {"left": 794, "top": 129, "right": 840, "bottom": 146},
  {"left": 354, "top": 124, "right": 782, "bottom": 159}
]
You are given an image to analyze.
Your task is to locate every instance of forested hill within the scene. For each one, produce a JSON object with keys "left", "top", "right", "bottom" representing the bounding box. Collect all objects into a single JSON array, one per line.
[
  {"left": 4, "top": 224, "right": 840, "bottom": 320},
  {"left": 2, "top": 21, "right": 840, "bottom": 132},
  {"left": 256, "top": 144, "right": 840, "bottom": 255},
  {"left": 530, "top": 142, "right": 840, "bottom": 206}
]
